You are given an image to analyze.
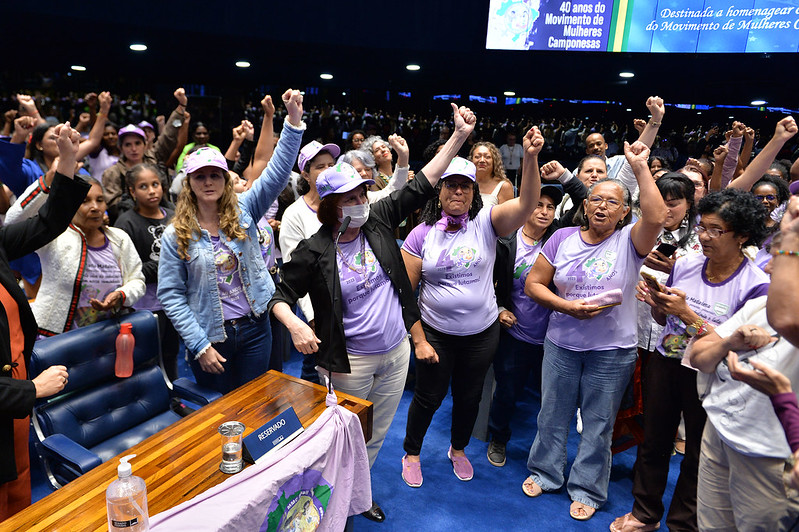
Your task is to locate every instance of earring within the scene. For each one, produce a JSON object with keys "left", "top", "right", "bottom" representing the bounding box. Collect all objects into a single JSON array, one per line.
[{"left": 437, "top": 199, "right": 441, "bottom": 210}]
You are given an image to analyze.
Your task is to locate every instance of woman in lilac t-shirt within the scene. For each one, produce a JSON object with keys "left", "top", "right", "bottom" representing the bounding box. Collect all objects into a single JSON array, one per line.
[
  {"left": 399, "top": 126, "right": 544, "bottom": 488},
  {"left": 521, "top": 141, "right": 666, "bottom": 521},
  {"left": 613, "top": 188, "right": 770, "bottom": 532}
]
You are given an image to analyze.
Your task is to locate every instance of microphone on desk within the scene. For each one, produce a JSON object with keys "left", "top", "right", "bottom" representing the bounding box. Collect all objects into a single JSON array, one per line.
[{"left": 329, "top": 216, "right": 351, "bottom": 393}]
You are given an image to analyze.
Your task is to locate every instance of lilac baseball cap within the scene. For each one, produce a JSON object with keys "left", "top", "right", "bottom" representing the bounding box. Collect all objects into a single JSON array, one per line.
[
  {"left": 790, "top": 180, "right": 799, "bottom": 196},
  {"left": 316, "top": 162, "right": 374, "bottom": 199},
  {"left": 184, "top": 147, "right": 228, "bottom": 175},
  {"left": 298, "top": 141, "right": 341, "bottom": 172},
  {"left": 118, "top": 124, "right": 146, "bottom": 142},
  {"left": 441, "top": 156, "right": 477, "bottom": 182},
  {"left": 137, "top": 120, "right": 155, "bottom": 131}
]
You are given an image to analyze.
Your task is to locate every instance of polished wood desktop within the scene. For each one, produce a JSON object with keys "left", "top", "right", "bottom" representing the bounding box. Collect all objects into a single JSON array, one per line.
[{"left": 2, "top": 370, "right": 372, "bottom": 532}]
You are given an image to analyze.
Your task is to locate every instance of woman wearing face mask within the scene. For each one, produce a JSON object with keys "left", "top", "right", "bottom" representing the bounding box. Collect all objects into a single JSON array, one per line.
[{"left": 270, "top": 104, "right": 477, "bottom": 523}]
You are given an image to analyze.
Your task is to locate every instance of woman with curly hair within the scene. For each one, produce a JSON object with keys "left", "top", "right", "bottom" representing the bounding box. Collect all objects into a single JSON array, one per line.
[
  {"left": 751, "top": 174, "right": 790, "bottom": 231},
  {"left": 469, "top": 141, "right": 514, "bottom": 206},
  {"left": 400, "top": 126, "right": 544, "bottom": 488},
  {"left": 157, "top": 89, "right": 304, "bottom": 394},
  {"left": 611, "top": 187, "right": 770, "bottom": 532}
]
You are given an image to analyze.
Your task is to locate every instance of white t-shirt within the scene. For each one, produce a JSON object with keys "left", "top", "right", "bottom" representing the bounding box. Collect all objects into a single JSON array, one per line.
[
  {"left": 279, "top": 196, "right": 322, "bottom": 322},
  {"left": 702, "top": 296, "right": 799, "bottom": 458}
]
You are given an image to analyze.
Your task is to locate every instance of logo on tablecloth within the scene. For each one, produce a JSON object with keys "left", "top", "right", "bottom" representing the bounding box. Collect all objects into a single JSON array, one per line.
[{"left": 263, "top": 470, "right": 332, "bottom": 531}]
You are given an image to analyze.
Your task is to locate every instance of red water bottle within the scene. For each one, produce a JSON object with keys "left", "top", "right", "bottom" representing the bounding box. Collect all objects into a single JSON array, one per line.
[{"left": 115, "top": 323, "right": 135, "bottom": 378}]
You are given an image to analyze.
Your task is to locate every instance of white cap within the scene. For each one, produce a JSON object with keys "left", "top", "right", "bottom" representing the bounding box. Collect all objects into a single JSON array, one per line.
[{"left": 118, "top": 454, "right": 136, "bottom": 478}]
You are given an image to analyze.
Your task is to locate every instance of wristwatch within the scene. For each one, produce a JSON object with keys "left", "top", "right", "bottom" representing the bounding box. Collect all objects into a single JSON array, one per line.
[{"left": 685, "top": 318, "right": 707, "bottom": 337}]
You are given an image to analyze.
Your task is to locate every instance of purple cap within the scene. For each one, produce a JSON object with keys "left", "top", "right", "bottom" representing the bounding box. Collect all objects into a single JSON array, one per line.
[
  {"left": 118, "top": 124, "right": 146, "bottom": 142},
  {"left": 441, "top": 156, "right": 477, "bottom": 182},
  {"left": 137, "top": 120, "right": 155, "bottom": 131},
  {"left": 184, "top": 147, "right": 228, "bottom": 175},
  {"left": 298, "top": 141, "right": 341, "bottom": 172},
  {"left": 790, "top": 180, "right": 799, "bottom": 196},
  {"left": 316, "top": 162, "right": 374, "bottom": 199}
]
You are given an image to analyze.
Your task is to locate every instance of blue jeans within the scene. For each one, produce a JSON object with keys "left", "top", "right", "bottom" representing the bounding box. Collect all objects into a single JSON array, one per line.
[
  {"left": 189, "top": 313, "right": 272, "bottom": 394},
  {"left": 526, "top": 338, "right": 637, "bottom": 509},
  {"left": 488, "top": 329, "right": 544, "bottom": 444}
]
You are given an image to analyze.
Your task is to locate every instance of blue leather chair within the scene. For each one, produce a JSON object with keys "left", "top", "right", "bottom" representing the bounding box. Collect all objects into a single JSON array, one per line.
[{"left": 28, "top": 310, "right": 222, "bottom": 489}]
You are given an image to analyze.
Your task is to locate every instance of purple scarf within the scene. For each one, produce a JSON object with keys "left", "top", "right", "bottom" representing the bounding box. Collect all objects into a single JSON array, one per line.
[{"left": 435, "top": 210, "right": 469, "bottom": 232}]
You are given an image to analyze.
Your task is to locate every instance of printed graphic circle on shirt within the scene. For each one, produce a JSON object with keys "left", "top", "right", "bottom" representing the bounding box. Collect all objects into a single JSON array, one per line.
[{"left": 264, "top": 470, "right": 332, "bottom": 532}]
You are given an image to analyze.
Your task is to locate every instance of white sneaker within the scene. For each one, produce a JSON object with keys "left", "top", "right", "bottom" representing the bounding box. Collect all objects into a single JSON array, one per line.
[{"left": 576, "top": 408, "right": 583, "bottom": 434}]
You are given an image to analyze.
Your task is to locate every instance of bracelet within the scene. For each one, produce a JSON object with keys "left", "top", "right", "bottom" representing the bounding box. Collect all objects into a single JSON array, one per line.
[
  {"left": 773, "top": 249, "right": 799, "bottom": 257},
  {"left": 648, "top": 120, "right": 661, "bottom": 127}
]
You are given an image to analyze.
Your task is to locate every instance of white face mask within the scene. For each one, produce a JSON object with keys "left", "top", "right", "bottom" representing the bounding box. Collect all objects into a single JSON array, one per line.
[{"left": 340, "top": 203, "right": 370, "bottom": 228}]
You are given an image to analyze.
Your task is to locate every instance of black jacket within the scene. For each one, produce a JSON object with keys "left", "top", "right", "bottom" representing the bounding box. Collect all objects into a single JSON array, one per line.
[
  {"left": 269, "top": 172, "right": 436, "bottom": 373},
  {"left": 0, "top": 172, "right": 90, "bottom": 484},
  {"left": 494, "top": 176, "right": 588, "bottom": 310}
]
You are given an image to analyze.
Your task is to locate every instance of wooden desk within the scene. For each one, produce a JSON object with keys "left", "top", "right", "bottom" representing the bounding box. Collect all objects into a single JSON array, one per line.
[{"left": 2, "top": 370, "right": 372, "bottom": 531}]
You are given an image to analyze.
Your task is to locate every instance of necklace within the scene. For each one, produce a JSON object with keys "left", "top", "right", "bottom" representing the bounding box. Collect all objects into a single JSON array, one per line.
[
  {"left": 336, "top": 233, "right": 371, "bottom": 289},
  {"left": 521, "top": 228, "right": 541, "bottom": 246},
  {"left": 705, "top": 255, "right": 744, "bottom": 282}
]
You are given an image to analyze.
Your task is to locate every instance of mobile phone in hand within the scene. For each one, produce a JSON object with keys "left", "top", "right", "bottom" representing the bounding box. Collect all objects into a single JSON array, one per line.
[{"left": 655, "top": 243, "right": 677, "bottom": 257}]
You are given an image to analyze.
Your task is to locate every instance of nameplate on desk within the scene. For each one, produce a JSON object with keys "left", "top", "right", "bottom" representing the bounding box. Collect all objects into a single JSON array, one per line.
[{"left": 243, "top": 407, "right": 304, "bottom": 464}]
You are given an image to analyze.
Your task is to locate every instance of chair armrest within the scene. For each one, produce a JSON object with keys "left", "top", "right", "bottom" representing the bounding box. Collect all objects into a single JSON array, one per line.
[
  {"left": 41, "top": 434, "right": 102, "bottom": 475},
  {"left": 172, "top": 378, "right": 222, "bottom": 405}
]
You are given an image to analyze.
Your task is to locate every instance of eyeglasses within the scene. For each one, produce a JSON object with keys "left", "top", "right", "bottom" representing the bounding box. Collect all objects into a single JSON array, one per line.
[
  {"left": 755, "top": 194, "right": 777, "bottom": 202},
  {"left": 443, "top": 181, "right": 473, "bottom": 191},
  {"left": 694, "top": 225, "right": 731, "bottom": 238},
  {"left": 587, "top": 195, "right": 623, "bottom": 209}
]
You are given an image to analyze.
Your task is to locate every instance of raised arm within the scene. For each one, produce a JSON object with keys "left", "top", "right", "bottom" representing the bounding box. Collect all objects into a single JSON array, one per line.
[
  {"left": 635, "top": 96, "right": 665, "bottom": 148},
  {"left": 626, "top": 141, "right": 667, "bottom": 255},
  {"left": 152, "top": 88, "right": 189, "bottom": 164},
  {"left": 76, "top": 91, "right": 111, "bottom": 160},
  {"left": 739, "top": 126, "right": 756, "bottom": 167},
  {"left": 240, "top": 89, "right": 304, "bottom": 221},
  {"left": 718, "top": 122, "right": 745, "bottom": 189},
  {"left": 367, "top": 134, "right": 410, "bottom": 202},
  {"left": 767, "top": 197, "right": 799, "bottom": 344},
  {"left": 224, "top": 121, "right": 247, "bottom": 165},
  {"left": 491, "top": 126, "right": 543, "bottom": 236},
  {"left": 16, "top": 94, "right": 46, "bottom": 127},
  {"left": 244, "top": 95, "right": 276, "bottom": 182},
  {"left": 419, "top": 103, "right": 475, "bottom": 186},
  {"left": 728, "top": 117, "right": 797, "bottom": 191}
]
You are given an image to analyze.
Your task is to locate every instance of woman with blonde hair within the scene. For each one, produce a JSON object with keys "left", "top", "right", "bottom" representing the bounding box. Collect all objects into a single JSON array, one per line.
[
  {"left": 157, "top": 89, "right": 304, "bottom": 394},
  {"left": 469, "top": 141, "right": 514, "bottom": 206}
]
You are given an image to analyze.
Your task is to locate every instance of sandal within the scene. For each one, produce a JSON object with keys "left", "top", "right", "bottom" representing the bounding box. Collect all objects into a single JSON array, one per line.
[
  {"left": 570, "top": 501, "right": 596, "bottom": 521},
  {"left": 521, "top": 476, "right": 543, "bottom": 497},
  {"left": 609, "top": 512, "right": 660, "bottom": 532}
]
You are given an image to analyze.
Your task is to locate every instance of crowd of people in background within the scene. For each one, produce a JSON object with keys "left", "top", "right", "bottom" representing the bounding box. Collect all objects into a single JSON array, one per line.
[{"left": 1, "top": 85, "right": 799, "bottom": 531}]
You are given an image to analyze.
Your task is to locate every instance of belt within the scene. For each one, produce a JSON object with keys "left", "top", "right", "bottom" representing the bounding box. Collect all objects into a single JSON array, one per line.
[{"left": 225, "top": 314, "right": 253, "bottom": 327}]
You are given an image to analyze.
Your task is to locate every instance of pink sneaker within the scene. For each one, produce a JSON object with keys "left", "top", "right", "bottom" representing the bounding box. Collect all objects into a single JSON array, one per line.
[
  {"left": 402, "top": 455, "right": 423, "bottom": 488},
  {"left": 447, "top": 446, "right": 474, "bottom": 481}
]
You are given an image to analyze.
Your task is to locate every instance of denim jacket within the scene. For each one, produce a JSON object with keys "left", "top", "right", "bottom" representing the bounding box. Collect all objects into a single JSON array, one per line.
[{"left": 158, "top": 119, "right": 304, "bottom": 356}]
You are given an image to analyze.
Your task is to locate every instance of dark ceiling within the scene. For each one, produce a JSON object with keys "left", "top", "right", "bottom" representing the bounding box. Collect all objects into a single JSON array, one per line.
[{"left": 2, "top": 1, "right": 797, "bottom": 110}]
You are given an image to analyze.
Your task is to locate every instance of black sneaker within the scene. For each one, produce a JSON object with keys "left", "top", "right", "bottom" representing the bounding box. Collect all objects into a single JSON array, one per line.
[{"left": 487, "top": 440, "right": 506, "bottom": 467}]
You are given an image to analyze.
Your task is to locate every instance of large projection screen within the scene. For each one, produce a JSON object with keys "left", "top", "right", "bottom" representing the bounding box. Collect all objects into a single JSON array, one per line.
[{"left": 486, "top": 0, "right": 799, "bottom": 52}]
